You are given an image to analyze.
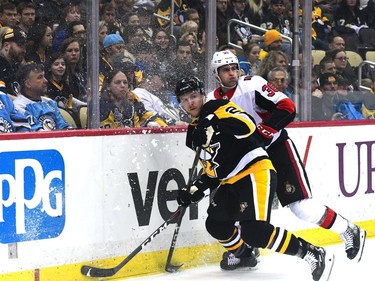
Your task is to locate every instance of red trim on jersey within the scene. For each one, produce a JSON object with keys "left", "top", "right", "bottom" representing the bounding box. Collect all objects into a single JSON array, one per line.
[
  {"left": 213, "top": 87, "right": 236, "bottom": 100},
  {"left": 277, "top": 98, "right": 296, "bottom": 114},
  {"left": 285, "top": 139, "right": 309, "bottom": 198},
  {"left": 320, "top": 207, "right": 337, "bottom": 229}
]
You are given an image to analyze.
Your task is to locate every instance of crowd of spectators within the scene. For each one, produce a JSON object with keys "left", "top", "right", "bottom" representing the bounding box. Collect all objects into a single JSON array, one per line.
[{"left": 1, "top": 0, "right": 375, "bottom": 133}]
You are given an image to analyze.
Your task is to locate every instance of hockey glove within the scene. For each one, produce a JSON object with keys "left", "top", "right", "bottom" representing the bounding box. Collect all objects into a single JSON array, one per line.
[
  {"left": 192, "top": 118, "right": 216, "bottom": 148},
  {"left": 256, "top": 122, "right": 277, "bottom": 147},
  {"left": 177, "top": 185, "right": 205, "bottom": 207}
]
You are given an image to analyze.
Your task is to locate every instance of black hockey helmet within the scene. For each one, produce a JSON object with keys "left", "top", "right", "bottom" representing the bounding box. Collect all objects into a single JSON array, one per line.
[{"left": 175, "top": 76, "right": 204, "bottom": 102}]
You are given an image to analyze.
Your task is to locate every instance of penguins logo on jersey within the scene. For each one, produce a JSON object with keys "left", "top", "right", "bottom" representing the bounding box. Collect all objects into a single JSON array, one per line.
[
  {"left": 39, "top": 114, "right": 56, "bottom": 130},
  {"left": 0, "top": 117, "right": 12, "bottom": 132}
]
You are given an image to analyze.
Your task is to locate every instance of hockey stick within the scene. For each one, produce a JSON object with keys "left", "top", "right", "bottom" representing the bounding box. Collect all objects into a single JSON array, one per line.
[
  {"left": 81, "top": 148, "right": 202, "bottom": 278},
  {"left": 81, "top": 208, "right": 183, "bottom": 278},
  {"left": 165, "top": 147, "right": 202, "bottom": 273}
]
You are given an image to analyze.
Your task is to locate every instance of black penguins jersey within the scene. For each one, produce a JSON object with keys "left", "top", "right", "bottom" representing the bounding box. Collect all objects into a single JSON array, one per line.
[{"left": 187, "top": 99, "right": 270, "bottom": 182}]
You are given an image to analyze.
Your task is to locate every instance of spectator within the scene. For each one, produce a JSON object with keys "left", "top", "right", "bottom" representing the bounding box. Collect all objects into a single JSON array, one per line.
[
  {"left": 35, "top": 0, "right": 65, "bottom": 27},
  {"left": 123, "top": 25, "right": 148, "bottom": 55},
  {"left": 328, "top": 34, "right": 346, "bottom": 51},
  {"left": 260, "top": 0, "right": 291, "bottom": 37},
  {"left": 239, "top": 42, "right": 260, "bottom": 76},
  {"left": 164, "top": 41, "right": 199, "bottom": 91},
  {"left": 25, "top": 23, "right": 53, "bottom": 64},
  {"left": 317, "top": 56, "right": 337, "bottom": 76},
  {"left": 133, "top": 41, "right": 158, "bottom": 76},
  {"left": 121, "top": 11, "right": 140, "bottom": 28},
  {"left": 155, "top": 0, "right": 205, "bottom": 29},
  {"left": 257, "top": 50, "right": 289, "bottom": 79},
  {"left": 109, "top": 53, "right": 141, "bottom": 90},
  {"left": 137, "top": 5, "right": 155, "bottom": 43},
  {"left": 178, "top": 20, "right": 199, "bottom": 39},
  {"left": 45, "top": 52, "right": 72, "bottom": 107},
  {"left": 132, "top": 71, "right": 189, "bottom": 125},
  {"left": 316, "top": 72, "right": 344, "bottom": 120},
  {"left": 0, "top": 91, "right": 30, "bottom": 132},
  {"left": 67, "top": 20, "right": 87, "bottom": 71},
  {"left": 333, "top": 0, "right": 367, "bottom": 35},
  {"left": 244, "top": 0, "right": 268, "bottom": 27},
  {"left": 61, "top": 37, "right": 87, "bottom": 102},
  {"left": 0, "top": 2, "right": 18, "bottom": 28},
  {"left": 310, "top": 70, "right": 325, "bottom": 121},
  {"left": 98, "top": 20, "right": 109, "bottom": 50},
  {"left": 326, "top": 48, "right": 359, "bottom": 90},
  {"left": 52, "top": 2, "right": 82, "bottom": 53},
  {"left": 179, "top": 31, "right": 199, "bottom": 54},
  {"left": 227, "top": 0, "right": 252, "bottom": 46},
  {"left": 13, "top": 63, "right": 72, "bottom": 131},
  {"left": 152, "top": 28, "right": 176, "bottom": 72},
  {"left": 99, "top": 68, "right": 167, "bottom": 128},
  {"left": 100, "top": 3, "right": 122, "bottom": 35},
  {"left": 100, "top": 34, "right": 122, "bottom": 73},
  {"left": 16, "top": 1, "right": 36, "bottom": 35},
  {"left": 0, "top": 27, "right": 27, "bottom": 98},
  {"left": 267, "top": 66, "right": 292, "bottom": 98},
  {"left": 360, "top": 0, "right": 375, "bottom": 29},
  {"left": 216, "top": 0, "right": 230, "bottom": 47},
  {"left": 259, "top": 29, "right": 284, "bottom": 61},
  {"left": 184, "top": 8, "right": 201, "bottom": 30}
]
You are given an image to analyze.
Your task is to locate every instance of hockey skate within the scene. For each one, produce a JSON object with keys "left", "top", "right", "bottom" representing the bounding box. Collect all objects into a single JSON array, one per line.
[
  {"left": 219, "top": 249, "right": 258, "bottom": 271},
  {"left": 340, "top": 223, "right": 366, "bottom": 262},
  {"left": 303, "top": 242, "right": 334, "bottom": 281}
]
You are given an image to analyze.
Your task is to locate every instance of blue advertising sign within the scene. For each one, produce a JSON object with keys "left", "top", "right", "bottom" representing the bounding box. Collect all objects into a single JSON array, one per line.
[{"left": 0, "top": 150, "right": 65, "bottom": 244}]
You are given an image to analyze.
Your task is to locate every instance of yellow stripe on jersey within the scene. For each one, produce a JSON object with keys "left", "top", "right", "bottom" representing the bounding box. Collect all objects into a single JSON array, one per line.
[
  {"left": 251, "top": 169, "right": 272, "bottom": 221},
  {"left": 213, "top": 101, "right": 256, "bottom": 139},
  {"left": 221, "top": 159, "right": 275, "bottom": 185}
]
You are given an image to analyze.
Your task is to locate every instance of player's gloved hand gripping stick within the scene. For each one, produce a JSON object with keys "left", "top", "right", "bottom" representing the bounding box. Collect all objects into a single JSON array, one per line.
[{"left": 165, "top": 146, "right": 203, "bottom": 272}]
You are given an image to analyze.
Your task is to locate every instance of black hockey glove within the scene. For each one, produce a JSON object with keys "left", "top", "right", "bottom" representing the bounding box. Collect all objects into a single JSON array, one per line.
[
  {"left": 177, "top": 185, "right": 205, "bottom": 207},
  {"left": 192, "top": 118, "right": 216, "bottom": 149},
  {"left": 256, "top": 122, "right": 277, "bottom": 147}
]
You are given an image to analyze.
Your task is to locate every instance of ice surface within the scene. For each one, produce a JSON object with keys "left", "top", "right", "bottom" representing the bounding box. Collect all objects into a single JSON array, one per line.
[{"left": 124, "top": 238, "right": 374, "bottom": 281}]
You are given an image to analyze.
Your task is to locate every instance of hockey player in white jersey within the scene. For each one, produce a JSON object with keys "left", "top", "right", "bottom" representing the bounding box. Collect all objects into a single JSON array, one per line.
[{"left": 207, "top": 50, "right": 366, "bottom": 270}]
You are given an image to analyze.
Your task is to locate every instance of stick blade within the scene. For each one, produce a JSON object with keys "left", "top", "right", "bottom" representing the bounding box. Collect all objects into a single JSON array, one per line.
[
  {"left": 165, "top": 263, "right": 183, "bottom": 273},
  {"left": 81, "top": 265, "right": 116, "bottom": 277}
]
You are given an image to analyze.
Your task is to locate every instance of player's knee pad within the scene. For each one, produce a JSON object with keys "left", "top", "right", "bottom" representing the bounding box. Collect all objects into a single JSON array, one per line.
[
  {"left": 241, "top": 220, "right": 275, "bottom": 248},
  {"left": 205, "top": 216, "right": 236, "bottom": 240}
]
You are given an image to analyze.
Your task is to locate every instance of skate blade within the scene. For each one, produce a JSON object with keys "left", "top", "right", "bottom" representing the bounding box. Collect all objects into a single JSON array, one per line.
[
  {"left": 353, "top": 229, "right": 366, "bottom": 263},
  {"left": 320, "top": 252, "right": 335, "bottom": 281}
]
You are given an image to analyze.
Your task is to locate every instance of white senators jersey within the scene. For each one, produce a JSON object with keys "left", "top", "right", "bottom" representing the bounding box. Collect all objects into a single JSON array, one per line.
[{"left": 206, "top": 75, "right": 296, "bottom": 145}]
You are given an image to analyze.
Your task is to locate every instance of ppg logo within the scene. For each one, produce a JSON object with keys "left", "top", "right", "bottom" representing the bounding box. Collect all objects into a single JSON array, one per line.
[{"left": 0, "top": 150, "right": 65, "bottom": 244}]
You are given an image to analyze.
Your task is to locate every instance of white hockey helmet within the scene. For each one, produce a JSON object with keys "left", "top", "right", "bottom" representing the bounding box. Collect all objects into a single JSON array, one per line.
[{"left": 211, "top": 50, "right": 240, "bottom": 88}]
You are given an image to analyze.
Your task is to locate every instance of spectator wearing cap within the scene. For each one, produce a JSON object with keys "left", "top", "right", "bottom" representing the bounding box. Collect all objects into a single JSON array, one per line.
[
  {"left": 259, "top": 29, "right": 283, "bottom": 61},
  {"left": 13, "top": 63, "right": 72, "bottom": 131},
  {"left": 0, "top": 2, "right": 18, "bottom": 28},
  {"left": 100, "top": 34, "right": 130, "bottom": 77},
  {"left": 0, "top": 27, "right": 27, "bottom": 98}
]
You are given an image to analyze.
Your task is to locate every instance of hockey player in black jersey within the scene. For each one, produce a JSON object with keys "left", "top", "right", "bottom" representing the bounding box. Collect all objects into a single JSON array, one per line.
[{"left": 174, "top": 76, "right": 334, "bottom": 281}]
